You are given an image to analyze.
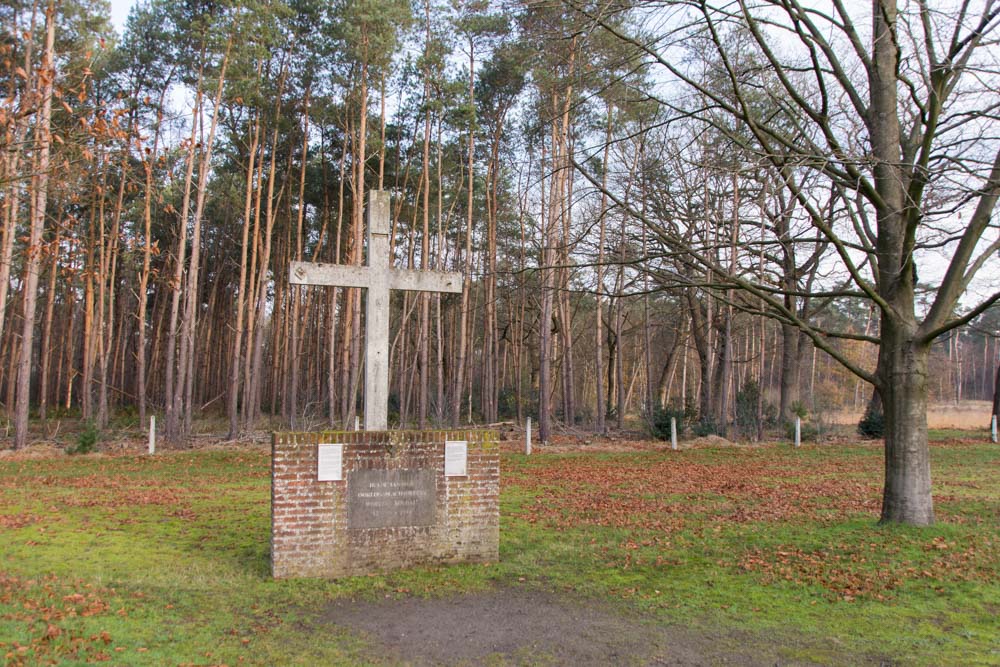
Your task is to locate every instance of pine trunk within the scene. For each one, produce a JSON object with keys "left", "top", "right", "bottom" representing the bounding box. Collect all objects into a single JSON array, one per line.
[
  {"left": 227, "top": 104, "right": 260, "bottom": 438},
  {"left": 13, "top": 2, "right": 55, "bottom": 449}
]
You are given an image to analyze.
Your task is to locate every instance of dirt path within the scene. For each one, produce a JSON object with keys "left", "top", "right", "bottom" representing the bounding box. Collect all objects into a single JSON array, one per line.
[{"left": 321, "top": 587, "right": 814, "bottom": 666}]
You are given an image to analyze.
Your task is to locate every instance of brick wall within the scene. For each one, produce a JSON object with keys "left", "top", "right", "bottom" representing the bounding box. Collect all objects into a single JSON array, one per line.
[{"left": 271, "top": 429, "right": 499, "bottom": 579}]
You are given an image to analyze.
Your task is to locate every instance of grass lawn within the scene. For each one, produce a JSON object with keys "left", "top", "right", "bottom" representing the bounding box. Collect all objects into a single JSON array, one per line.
[{"left": 0, "top": 433, "right": 998, "bottom": 665}]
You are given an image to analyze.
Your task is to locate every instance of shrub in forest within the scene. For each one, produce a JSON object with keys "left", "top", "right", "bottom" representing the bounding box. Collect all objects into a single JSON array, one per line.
[
  {"left": 693, "top": 418, "right": 723, "bottom": 437},
  {"left": 858, "top": 401, "right": 885, "bottom": 439},
  {"left": 789, "top": 400, "right": 809, "bottom": 420},
  {"left": 67, "top": 421, "right": 100, "bottom": 455},
  {"left": 651, "top": 404, "right": 686, "bottom": 440},
  {"left": 785, "top": 418, "right": 821, "bottom": 442},
  {"left": 735, "top": 381, "right": 763, "bottom": 440},
  {"left": 497, "top": 388, "right": 519, "bottom": 420}
]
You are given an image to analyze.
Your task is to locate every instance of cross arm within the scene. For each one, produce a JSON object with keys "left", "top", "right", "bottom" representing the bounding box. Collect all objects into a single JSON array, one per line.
[
  {"left": 289, "top": 261, "right": 372, "bottom": 288},
  {"left": 389, "top": 268, "right": 463, "bottom": 293}
]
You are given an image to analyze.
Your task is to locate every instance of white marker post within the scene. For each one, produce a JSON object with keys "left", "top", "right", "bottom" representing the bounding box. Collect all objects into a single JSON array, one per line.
[
  {"left": 525, "top": 417, "right": 532, "bottom": 456},
  {"left": 671, "top": 417, "right": 678, "bottom": 451},
  {"left": 992, "top": 415, "right": 997, "bottom": 443},
  {"left": 355, "top": 415, "right": 360, "bottom": 432},
  {"left": 148, "top": 416, "right": 156, "bottom": 455},
  {"left": 794, "top": 416, "right": 801, "bottom": 448}
]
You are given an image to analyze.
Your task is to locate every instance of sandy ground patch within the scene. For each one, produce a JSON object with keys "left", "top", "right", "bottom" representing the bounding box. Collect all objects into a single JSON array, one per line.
[
  {"left": 320, "top": 587, "right": 815, "bottom": 666},
  {"left": 828, "top": 400, "right": 993, "bottom": 429}
]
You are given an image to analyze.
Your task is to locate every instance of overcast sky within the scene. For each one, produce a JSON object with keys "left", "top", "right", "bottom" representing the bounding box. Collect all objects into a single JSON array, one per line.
[{"left": 109, "top": 0, "right": 133, "bottom": 33}]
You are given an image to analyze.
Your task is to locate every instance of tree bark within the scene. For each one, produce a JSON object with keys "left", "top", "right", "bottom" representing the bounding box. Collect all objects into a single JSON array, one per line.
[
  {"left": 594, "top": 104, "right": 610, "bottom": 432},
  {"left": 418, "top": 4, "right": 432, "bottom": 428},
  {"left": 870, "top": 0, "right": 932, "bottom": 525},
  {"left": 38, "top": 228, "right": 60, "bottom": 421},
  {"left": 289, "top": 89, "right": 310, "bottom": 429},
  {"left": 164, "top": 60, "right": 204, "bottom": 441},
  {"left": 137, "top": 94, "right": 167, "bottom": 427},
  {"left": 779, "top": 321, "right": 800, "bottom": 422},
  {"left": 878, "top": 329, "right": 934, "bottom": 524},
  {"left": 451, "top": 37, "right": 476, "bottom": 427},
  {"left": 227, "top": 100, "right": 261, "bottom": 438},
  {"left": 179, "top": 39, "right": 229, "bottom": 436},
  {"left": 991, "top": 360, "right": 999, "bottom": 422},
  {"left": 538, "top": 114, "right": 555, "bottom": 441},
  {"left": 685, "top": 288, "right": 714, "bottom": 421},
  {"left": 13, "top": 1, "right": 55, "bottom": 449}
]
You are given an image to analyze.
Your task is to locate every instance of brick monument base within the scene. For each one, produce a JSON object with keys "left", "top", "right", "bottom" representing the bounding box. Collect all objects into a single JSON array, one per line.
[{"left": 271, "top": 429, "right": 499, "bottom": 579}]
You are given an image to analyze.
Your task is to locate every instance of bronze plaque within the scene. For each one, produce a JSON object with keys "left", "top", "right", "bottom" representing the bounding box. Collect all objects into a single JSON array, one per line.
[{"left": 348, "top": 469, "right": 436, "bottom": 529}]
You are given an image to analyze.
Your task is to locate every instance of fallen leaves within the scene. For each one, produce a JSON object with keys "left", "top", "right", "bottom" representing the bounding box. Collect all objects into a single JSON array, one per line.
[
  {"left": 0, "top": 573, "right": 124, "bottom": 665},
  {"left": 0, "top": 514, "right": 39, "bottom": 530},
  {"left": 505, "top": 452, "right": 881, "bottom": 533},
  {"left": 735, "top": 534, "right": 1000, "bottom": 601},
  {"left": 504, "top": 445, "right": 1000, "bottom": 603},
  {"left": 737, "top": 545, "right": 906, "bottom": 601}
]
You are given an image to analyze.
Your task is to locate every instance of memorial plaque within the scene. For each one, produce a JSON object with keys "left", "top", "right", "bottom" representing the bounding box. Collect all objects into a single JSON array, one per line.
[
  {"left": 348, "top": 469, "right": 436, "bottom": 529},
  {"left": 445, "top": 440, "right": 467, "bottom": 477},
  {"left": 317, "top": 444, "right": 343, "bottom": 481}
]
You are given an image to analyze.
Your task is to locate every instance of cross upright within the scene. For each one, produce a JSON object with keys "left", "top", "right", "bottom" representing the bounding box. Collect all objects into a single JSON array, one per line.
[{"left": 289, "top": 190, "right": 463, "bottom": 431}]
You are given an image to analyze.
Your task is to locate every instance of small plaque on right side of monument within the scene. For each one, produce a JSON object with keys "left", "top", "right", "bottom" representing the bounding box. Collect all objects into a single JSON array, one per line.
[{"left": 445, "top": 440, "right": 467, "bottom": 477}]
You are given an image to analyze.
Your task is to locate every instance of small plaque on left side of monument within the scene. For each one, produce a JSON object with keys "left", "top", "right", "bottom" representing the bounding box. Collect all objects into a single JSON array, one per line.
[{"left": 317, "top": 444, "right": 344, "bottom": 481}]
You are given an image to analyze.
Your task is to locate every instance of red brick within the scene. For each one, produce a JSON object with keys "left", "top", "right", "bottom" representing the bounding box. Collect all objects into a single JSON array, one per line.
[{"left": 271, "top": 429, "right": 499, "bottom": 579}]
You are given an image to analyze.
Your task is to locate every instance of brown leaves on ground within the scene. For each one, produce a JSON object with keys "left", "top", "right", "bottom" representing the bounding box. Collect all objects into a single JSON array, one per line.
[
  {"left": 0, "top": 453, "right": 268, "bottom": 516},
  {"left": 504, "top": 444, "right": 999, "bottom": 602},
  {"left": 0, "top": 472, "right": 188, "bottom": 510},
  {"left": 0, "top": 514, "right": 39, "bottom": 530},
  {"left": 0, "top": 573, "right": 124, "bottom": 665},
  {"left": 506, "top": 450, "right": 881, "bottom": 532},
  {"left": 735, "top": 534, "right": 999, "bottom": 602}
]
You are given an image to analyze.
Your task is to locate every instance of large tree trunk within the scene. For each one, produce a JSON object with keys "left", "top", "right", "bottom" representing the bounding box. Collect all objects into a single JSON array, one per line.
[
  {"left": 179, "top": 41, "right": 229, "bottom": 436},
  {"left": 418, "top": 11, "right": 432, "bottom": 428},
  {"left": 594, "top": 103, "right": 612, "bottom": 434},
  {"left": 13, "top": 2, "right": 55, "bottom": 449},
  {"left": 289, "top": 90, "right": 310, "bottom": 430},
  {"left": 38, "top": 229, "right": 60, "bottom": 421},
  {"left": 537, "top": 119, "right": 555, "bottom": 442},
  {"left": 685, "top": 288, "right": 714, "bottom": 421},
  {"left": 164, "top": 67, "right": 203, "bottom": 441},
  {"left": 137, "top": 99, "right": 167, "bottom": 428},
  {"left": 992, "top": 361, "right": 999, "bottom": 422},
  {"left": 451, "top": 38, "right": 476, "bottom": 427},
  {"left": 328, "top": 121, "right": 348, "bottom": 426},
  {"left": 0, "top": 11, "right": 35, "bottom": 395},
  {"left": 345, "top": 60, "right": 368, "bottom": 429},
  {"left": 434, "top": 120, "right": 451, "bottom": 423},
  {"left": 714, "top": 312, "right": 733, "bottom": 431},
  {"left": 878, "top": 327, "right": 934, "bottom": 525},
  {"left": 227, "top": 104, "right": 260, "bottom": 439},
  {"left": 870, "top": 0, "right": 934, "bottom": 526},
  {"left": 242, "top": 126, "right": 266, "bottom": 429},
  {"left": 779, "top": 321, "right": 800, "bottom": 422}
]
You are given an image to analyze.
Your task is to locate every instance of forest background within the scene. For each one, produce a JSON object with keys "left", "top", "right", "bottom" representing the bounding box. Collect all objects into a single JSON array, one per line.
[{"left": 1, "top": 0, "right": 998, "bottom": 469}]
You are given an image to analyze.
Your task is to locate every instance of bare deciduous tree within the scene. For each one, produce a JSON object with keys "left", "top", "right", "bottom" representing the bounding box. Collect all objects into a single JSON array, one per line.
[{"left": 569, "top": 0, "right": 1000, "bottom": 525}]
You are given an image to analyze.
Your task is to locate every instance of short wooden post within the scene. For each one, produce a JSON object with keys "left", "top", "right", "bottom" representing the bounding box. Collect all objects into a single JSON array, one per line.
[
  {"left": 794, "top": 416, "right": 801, "bottom": 448},
  {"left": 355, "top": 416, "right": 360, "bottom": 432},
  {"left": 992, "top": 415, "right": 997, "bottom": 443},
  {"left": 148, "top": 416, "right": 156, "bottom": 455},
  {"left": 670, "top": 417, "right": 678, "bottom": 451},
  {"left": 525, "top": 417, "right": 532, "bottom": 455}
]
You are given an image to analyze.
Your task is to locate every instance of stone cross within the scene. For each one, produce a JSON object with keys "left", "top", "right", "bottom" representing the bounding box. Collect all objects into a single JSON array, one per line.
[{"left": 289, "top": 190, "right": 463, "bottom": 430}]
